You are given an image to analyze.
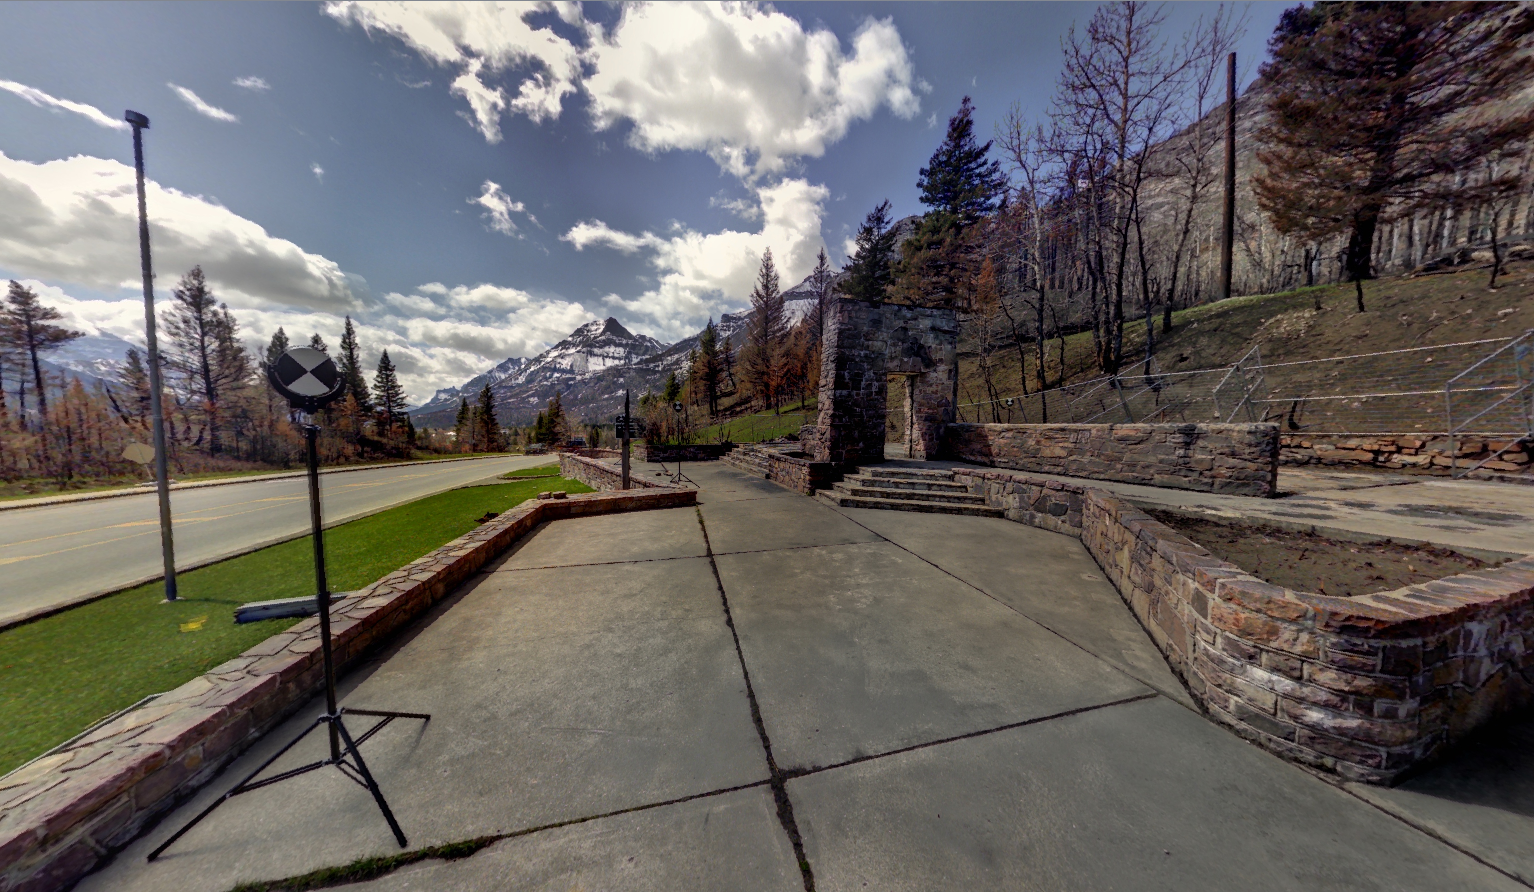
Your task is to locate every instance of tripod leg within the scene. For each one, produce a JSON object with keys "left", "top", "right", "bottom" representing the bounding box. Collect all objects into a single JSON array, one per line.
[
  {"left": 147, "top": 715, "right": 327, "bottom": 861},
  {"left": 334, "top": 716, "right": 409, "bottom": 848}
]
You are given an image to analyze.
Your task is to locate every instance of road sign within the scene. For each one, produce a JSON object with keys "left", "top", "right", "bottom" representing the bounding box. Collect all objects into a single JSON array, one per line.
[
  {"left": 122, "top": 442, "right": 156, "bottom": 464},
  {"left": 268, "top": 346, "right": 346, "bottom": 413}
]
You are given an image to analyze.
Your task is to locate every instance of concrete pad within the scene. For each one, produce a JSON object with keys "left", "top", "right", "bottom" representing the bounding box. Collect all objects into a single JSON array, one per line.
[
  {"left": 790, "top": 696, "right": 1524, "bottom": 891},
  {"left": 1346, "top": 711, "right": 1534, "bottom": 885},
  {"left": 491, "top": 506, "right": 706, "bottom": 569},
  {"left": 83, "top": 556, "right": 765, "bottom": 892},
  {"left": 715, "top": 541, "right": 1152, "bottom": 770},
  {"left": 346, "top": 786, "right": 803, "bottom": 892},
  {"left": 836, "top": 507, "right": 1193, "bottom": 708},
  {"left": 701, "top": 492, "right": 883, "bottom": 554}
]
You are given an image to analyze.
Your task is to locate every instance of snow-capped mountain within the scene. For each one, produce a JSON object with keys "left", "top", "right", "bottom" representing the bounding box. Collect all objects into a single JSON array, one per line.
[
  {"left": 512, "top": 317, "right": 667, "bottom": 386},
  {"left": 39, "top": 332, "right": 137, "bottom": 383}
]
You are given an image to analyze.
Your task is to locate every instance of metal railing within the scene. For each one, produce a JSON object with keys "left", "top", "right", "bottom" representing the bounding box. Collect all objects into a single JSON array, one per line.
[{"left": 1446, "top": 330, "right": 1534, "bottom": 477}]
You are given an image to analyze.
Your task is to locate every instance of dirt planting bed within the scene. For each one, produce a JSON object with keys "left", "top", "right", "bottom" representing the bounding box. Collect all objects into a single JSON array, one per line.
[{"left": 1145, "top": 508, "right": 1495, "bottom": 597}]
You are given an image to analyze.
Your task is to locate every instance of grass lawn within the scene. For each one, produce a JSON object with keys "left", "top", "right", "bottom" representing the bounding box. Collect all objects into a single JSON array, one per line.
[
  {"left": 500, "top": 464, "right": 560, "bottom": 478},
  {"left": 0, "top": 475, "right": 593, "bottom": 776},
  {"left": 691, "top": 397, "right": 817, "bottom": 444}
]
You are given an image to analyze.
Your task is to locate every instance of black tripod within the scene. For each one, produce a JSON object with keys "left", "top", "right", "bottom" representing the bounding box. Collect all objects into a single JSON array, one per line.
[
  {"left": 148, "top": 423, "right": 429, "bottom": 862},
  {"left": 668, "top": 456, "right": 697, "bottom": 487}
]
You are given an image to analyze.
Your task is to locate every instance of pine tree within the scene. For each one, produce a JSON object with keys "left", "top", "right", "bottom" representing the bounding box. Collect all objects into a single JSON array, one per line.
[
  {"left": 160, "top": 268, "right": 247, "bottom": 454},
  {"left": 4, "top": 280, "right": 83, "bottom": 424},
  {"left": 265, "top": 328, "right": 290, "bottom": 369},
  {"left": 807, "top": 247, "right": 835, "bottom": 346},
  {"left": 837, "top": 202, "right": 899, "bottom": 303},
  {"left": 371, "top": 350, "right": 407, "bottom": 438},
  {"left": 698, "top": 319, "right": 721, "bottom": 415},
  {"left": 476, "top": 382, "right": 501, "bottom": 452},
  {"left": 894, "top": 96, "right": 1005, "bottom": 307},
  {"left": 309, "top": 333, "right": 328, "bottom": 353},
  {"left": 743, "top": 248, "right": 787, "bottom": 410},
  {"left": 532, "top": 409, "right": 547, "bottom": 445},
  {"left": 454, "top": 398, "right": 472, "bottom": 451},
  {"left": 119, "top": 347, "right": 152, "bottom": 421},
  {"left": 338, "top": 316, "right": 373, "bottom": 413},
  {"left": 541, "top": 392, "right": 567, "bottom": 444}
]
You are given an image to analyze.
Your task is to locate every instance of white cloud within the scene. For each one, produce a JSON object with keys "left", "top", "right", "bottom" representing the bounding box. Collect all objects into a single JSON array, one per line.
[
  {"left": 469, "top": 180, "right": 538, "bottom": 236},
  {"left": 168, "top": 84, "right": 239, "bottom": 122},
  {"left": 311, "top": 162, "right": 324, "bottom": 183},
  {"left": 0, "top": 151, "right": 356, "bottom": 313},
  {"left": 585, "top": 4, "right": 922, "bottom": 178},
  {"left": 0, "top": 80, "right": 129, "bottom": 131},
  {"left": 326, "top": 2, "right": 921, "bottom": 179},
  {"left": 567, "top": 178, "right": 829, "bottom": 340},
  {"left": 233, "top": 76, "right": 271, "bottom": 92},
  {"left": 324, "top": 0, "right": 586, "bottom": 142},
  {"left": 710, "top": 193, "right": 763, "bottom": 222}
]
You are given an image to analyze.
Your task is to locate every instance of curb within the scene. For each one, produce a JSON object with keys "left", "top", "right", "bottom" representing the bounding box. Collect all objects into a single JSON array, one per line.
[{"left": 0, "top": 454, "right": 552, "bottom": 513}]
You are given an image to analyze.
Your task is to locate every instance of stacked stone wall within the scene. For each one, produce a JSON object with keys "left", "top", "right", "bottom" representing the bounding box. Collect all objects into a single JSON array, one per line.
[
  {"left": 0, "top": 488, "right": 695, "bottom": 892},
  {"left": 1281, "top": 433, "right": 1532, "bottom": 477},
  {"left": 948, "top": 466, "right": 1534, "bottom": 784},
  {"left": 943, "top": 422, "right": 1280, "bottom": 497},
  {"left": 558, "top": 453, "right": 672, "bottom": 491},
  {"left": 722, "top": 445, "right": 837, "bottom": 494}
]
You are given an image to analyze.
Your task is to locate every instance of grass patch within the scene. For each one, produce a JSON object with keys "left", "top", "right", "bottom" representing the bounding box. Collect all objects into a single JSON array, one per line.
[
  {"left": 499, "top": 464, "right": 560, "bottom": 478},
  {"left": 691, "top": 397, "right": 817, "bottom": 444},
  {"left": 0, "top": 475, "right": 592, "bottom": 776}
]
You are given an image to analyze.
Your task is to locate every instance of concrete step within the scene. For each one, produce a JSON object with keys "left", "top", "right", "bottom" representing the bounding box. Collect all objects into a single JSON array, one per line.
[
  {"left": 817, "top": 492, "right": 1004, "bottom": 517},
  {"left": 843, "top": 474, "right": 970, "bottom": 493},
  {"left": 862, "top": 467, "right": 957, "bottom": 481},
  {"left": 832, "top": 483, "right": 987, "bottom": 505}
]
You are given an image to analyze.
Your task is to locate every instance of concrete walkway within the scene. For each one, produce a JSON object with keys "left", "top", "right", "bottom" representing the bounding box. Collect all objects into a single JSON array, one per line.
[{"left": 80, "top": 461, "right": 1533, "bottom": 892}]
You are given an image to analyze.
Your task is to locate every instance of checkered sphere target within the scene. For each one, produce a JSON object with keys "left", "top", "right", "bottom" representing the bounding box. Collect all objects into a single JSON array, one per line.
[{"left": 269, "top": 346, "right": 345, "bottom": 411}]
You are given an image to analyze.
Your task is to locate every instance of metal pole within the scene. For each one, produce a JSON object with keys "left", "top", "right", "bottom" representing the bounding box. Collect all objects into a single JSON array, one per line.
[
  {"left": 128, "top": 111, "right": 178, "bottom": 602},
  {"left": 1219, "top": 52, "right": 1237, "bottom": 303},
  {"left": 305, "top": 422, "right": 340, "bottom": 761},
  {"left": 621, "top": 389, "right": 631, "bottom": 490}
]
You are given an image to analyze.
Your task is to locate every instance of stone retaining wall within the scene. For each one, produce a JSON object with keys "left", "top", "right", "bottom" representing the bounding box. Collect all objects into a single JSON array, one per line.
[
  {"left": 953, "top": 467, "right": 1534, "bottom": 784},
  {"left": 1281, "top": 433, "right": 1532, "bottom": 476},
  {"left": 558, "top": 453, "right": 672, "bottom": 492},
  {"left": 942, "top": 422, "right": 1281, "bottom": 497},
  {"left": 721, "top": 445, "right": 839, "bottom": 495},
  {"left": 641, "top": 443, "right": 731, "bottom": 463},
  {"left": 0, "top": 488, "right": 695, "bottom": 892}
]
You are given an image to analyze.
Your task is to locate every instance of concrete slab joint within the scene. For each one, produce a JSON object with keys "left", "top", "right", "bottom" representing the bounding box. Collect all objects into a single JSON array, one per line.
[
  {"left": 950, "top": 465, "right": 1534, "bottom": 785},
  {"left": 0, "top": 486, "right": 696, "bottom": 892}
]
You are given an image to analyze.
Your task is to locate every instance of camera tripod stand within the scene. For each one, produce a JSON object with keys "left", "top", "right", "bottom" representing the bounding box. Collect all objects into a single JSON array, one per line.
[
  {"left": 667, "top": 457, "right": 697, "bottom": 487},
  {"left": 148, "top": 424, "right": 429, "bottom": 861}
]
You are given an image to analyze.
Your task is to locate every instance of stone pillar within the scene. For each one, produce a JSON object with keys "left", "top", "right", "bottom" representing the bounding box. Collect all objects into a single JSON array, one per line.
[
  {"left": 812, "top": 300, "right": 958, "bottom": 465},
  {"left": 813, "top": 298, "right": 888, "bottom": 465}
]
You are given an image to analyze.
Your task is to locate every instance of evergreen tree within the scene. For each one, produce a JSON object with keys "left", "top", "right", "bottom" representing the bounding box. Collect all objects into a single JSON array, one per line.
[
  {"left": 4, "top": 280, "right": 83, "bottom": 424},
  {"left": 454, "top": 398, "right": 472, "bottom": 451},
  {"left": 160, "top": 267, "right": 248, "bottom": 454},
  {"left": 337, "top": 316, "right": 373, "bottom": 413},
  {"left": 476, "top": 382, "right": 501, "bottom": 452},
  {"left": 309, "top": 333, "right": 328, "bottom": 353},
  {"left": 532, "top": 409, "right": 547, "bottom": 445},
  {"left": 540, "top": 392, "right": 567, "bottom": 444},
  {"left": 371, "top": 349, "right": 407, "bottom": 435},
  {"left": 894, "top": 96, "right": 1005, "bottom": 307},
  {"left": 697, "top": 319, "right": 721, "bottom": 415},
  {"left": 807, "top": 247, "right": 835, "bottom": 345},
  {"left": 663, "top": 370, "right": 682, "bottom": 405},
  {"left": 837, "top": 201, "right": 899, "bottom": 303},
  {"left": 265, "top": 328, "right": 290, "bottom": 369},
  {"left": 743, "top": 248, "right": 787, "bottom": 410},
  {"left": 119, "top": 347, "right": 152, "bottom": 421}
]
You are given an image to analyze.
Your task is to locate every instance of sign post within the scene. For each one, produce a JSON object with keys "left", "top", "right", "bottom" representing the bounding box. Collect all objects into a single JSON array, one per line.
[
  {"left": 148, "top": 346, "right": 429, "bottom": 862},
  {"left": 620, "top": 388, "right": 631, "bottom": 490}
]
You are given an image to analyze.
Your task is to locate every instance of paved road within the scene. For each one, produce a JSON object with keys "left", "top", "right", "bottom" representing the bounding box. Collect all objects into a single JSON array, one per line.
[{"left": 0, "top": 455, "right": 556, "bottom": 625}]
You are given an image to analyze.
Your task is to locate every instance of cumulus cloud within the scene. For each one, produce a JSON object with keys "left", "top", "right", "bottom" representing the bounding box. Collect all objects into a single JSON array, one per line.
[
  {"left": 586, "top": 4, "right": 922, "bottom": 178},
  {"left": 326, "top": 2, "right": 921, "bottom": 178},
  {"left": 0, "top": 151, "right": 356, "bottom": 313},
  {"left": 324, "top": 0, "right": 586, "bottom": 142},
  {"left": 469, "top": 180, "right": 538, "bottom": 236},
  {"left": 566, "top": 178, "right": 828, "bottom": 340},
  {"left": 311, "top": 162, "right": 324, "bottom": 183},
  {"left": 168, "top": 84, "right": 239, "bottom": 122},
  {"left": 233, "top": 76, "right": 271, "bottom": 92},
  {"left": 0, "top": 80, "right": 128, "bottom": 130}
]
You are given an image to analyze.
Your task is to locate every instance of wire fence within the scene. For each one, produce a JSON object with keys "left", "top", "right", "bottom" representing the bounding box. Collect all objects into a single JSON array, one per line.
[{"left": 957, "top": 332, "right": 1534, "bottom": 435}]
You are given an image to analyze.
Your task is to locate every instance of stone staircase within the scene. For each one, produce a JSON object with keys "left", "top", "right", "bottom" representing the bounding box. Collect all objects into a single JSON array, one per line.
[
  {"left": 721, "top": 444, "right": 770, "bottom": 477},
  {"left": 816, "top": 467, "right": 1003, "bottom": 517}
]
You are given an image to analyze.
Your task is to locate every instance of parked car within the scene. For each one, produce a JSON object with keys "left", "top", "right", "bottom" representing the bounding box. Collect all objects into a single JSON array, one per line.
[
  {"left": 524, "top": 443, "right": 548, "bottom": 455},
  {"left": 566, "top": 437, "right": 587, "bottom": 448}
]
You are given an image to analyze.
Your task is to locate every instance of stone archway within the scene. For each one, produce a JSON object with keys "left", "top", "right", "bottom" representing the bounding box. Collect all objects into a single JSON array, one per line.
[{"left": 810, "top": 298, "right": 957, "bottom": 465}]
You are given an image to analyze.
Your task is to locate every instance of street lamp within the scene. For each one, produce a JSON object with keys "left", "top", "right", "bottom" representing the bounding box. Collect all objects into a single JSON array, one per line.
[{"left": 126, "top": 109, "right": 178, "bottom": 602}]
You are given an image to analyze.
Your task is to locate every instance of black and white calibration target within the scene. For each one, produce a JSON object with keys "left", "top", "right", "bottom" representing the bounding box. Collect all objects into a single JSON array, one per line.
[{"left": 268, "top": 346, "right": 346, "bottom": 411}]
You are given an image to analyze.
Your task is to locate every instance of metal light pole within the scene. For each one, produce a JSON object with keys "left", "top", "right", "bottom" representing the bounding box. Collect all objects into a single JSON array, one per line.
[
  {"left": 621, "top": 388, "right": 631, "bottom": 490},
  {"left": 126, "top": 110, "right": 177, "bottom": 601}
]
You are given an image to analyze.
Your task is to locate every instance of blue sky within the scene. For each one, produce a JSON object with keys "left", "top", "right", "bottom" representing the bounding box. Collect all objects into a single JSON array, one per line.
[{"left": 0, "top": 1, "right": 1287, "bottom": 401}]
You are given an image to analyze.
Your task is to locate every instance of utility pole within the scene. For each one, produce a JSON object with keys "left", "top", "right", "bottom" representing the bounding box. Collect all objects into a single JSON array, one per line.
[
  {"left": 126, "top": 110, "right": 177, "bottom": 601},
  {"left": 1219, "top": 52, "right": 1237, "bottom": 303}
]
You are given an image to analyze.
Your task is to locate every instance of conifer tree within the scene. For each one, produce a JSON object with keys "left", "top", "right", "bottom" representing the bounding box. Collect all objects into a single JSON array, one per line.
[
  {"left": 4, "top": 280, "right": 83, "bottom": 423},
  {"left": 371, "top": 350, "right": 407, "bottom": 436},
  {"left": 160, "top": 267, "right": 248, "bottom": 454},
  {"left": 807, "top": 247, "right": 835, "bottom": 345},
  {"left": 838, "top": 202, "right": 899, "bottom": 303},
  {"left": 476, "top": 382, "right": 501, "bottom": 452},
  {"left": 697, "top": 319, "right": 721, "bottom": 415},
  {"left": 338, "top": 316, "right": 373, "bottom": 413},
  {"left": 454, "top": 397, "right": 472, "bottom": 450},
  {"left": 743, "top": 248, "right": 787, "bottom": 410},
  {"left": 265, "top": 328, "right": 290, "bottom": 369},
  {"left": 309, "top": 333, "right": 328, "bottom": 353}
]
